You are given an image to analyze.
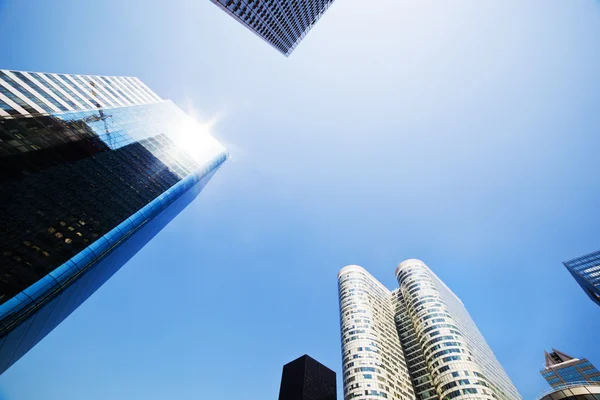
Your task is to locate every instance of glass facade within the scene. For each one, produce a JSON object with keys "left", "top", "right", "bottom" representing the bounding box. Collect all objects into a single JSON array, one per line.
[
  {"left": 337, "top": 261, "right": 522, "bottom": 400},
  {"left": 0, "top": 70, "right": 227, "bottom": 375},
  {"left": 209, "top": 0, "right": 336, "bottom": 56},
  {"left": 278, "top": 355, "right": 337, "bottom": 400},
  {"left": 563, "top": 251, "right": 600, "bottom": 307},
  {"left": 541, "top": 350, "right": 600, "bottom": 388}
]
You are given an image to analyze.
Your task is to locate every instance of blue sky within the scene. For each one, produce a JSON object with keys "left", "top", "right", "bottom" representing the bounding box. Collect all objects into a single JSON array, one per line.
[{"left": 1, "top": 0, "right": 600, "bottom": 399}]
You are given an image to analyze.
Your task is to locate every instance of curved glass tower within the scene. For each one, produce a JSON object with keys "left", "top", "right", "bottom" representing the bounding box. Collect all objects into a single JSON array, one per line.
[
  {"left": 0, "top": 69, "right": 227, "bottom": 374},
  {"left": 337, "top": 260, "right": 521, "bottom": 400}
]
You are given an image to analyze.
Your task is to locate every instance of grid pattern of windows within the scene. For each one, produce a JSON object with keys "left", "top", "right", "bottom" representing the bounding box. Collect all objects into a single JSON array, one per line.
[
  {"left": 338, "top": 266, "right": 416, "bottom": 400},
  {"left": 542, "top": 358, "right": 600, "bottom": 388},
  {"left": 425, "top": 267, "right": 522, "bottom": 400},
  {"left": 564, "top": 251, "right": 600, "bottom": 306},
  {"left": 337, "top": 262, "right": 522, "bottom": 400},
  {"left": 0, "top": 74, "right": 228, "bottom": 376},
  {"left": 396, "top": 261, "right": 500, "bottom": 400},
  {"left": 210, "top": 0, "right": 335, "bottom": 56}
]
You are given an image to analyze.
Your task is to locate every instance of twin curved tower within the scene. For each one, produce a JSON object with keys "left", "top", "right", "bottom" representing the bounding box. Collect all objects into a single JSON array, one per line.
[{"left": 338, "top": 260, "right": 521, "bottom": 400}]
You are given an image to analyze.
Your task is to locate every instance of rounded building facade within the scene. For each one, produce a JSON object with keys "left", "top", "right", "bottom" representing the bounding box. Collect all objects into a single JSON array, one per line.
[
  {"left": 396, "top": 260, "right": 496, "bottom": 400},
  {"left": 338, "top": 265, "right": 416, "bottom": 400},
  {"left": 538, "top": 382, "right": 600, "bottom": 400}
]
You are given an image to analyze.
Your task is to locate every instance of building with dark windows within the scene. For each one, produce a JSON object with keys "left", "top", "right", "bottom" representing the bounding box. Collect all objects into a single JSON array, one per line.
[
  {"left": 0, "top": 69, "right": 227, "bottom": 375},
  {"left": 208, "top": 0, "right": 336, "bottom": 56},
  {"left": 541, "top": 349, "right": 600, "bottom": 388},
  {"left": 278, "top": 355, "right": 336, "bottom": 400},
  {"left": 563, "top": 251, "right": 600, "bottom": 306},
  {"left": 337, "top": 260, "right": 522, "bottom": 400}
]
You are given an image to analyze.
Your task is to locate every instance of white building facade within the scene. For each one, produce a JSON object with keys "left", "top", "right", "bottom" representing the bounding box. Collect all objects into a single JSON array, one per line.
[
  {"left": 0, "top": 69, "right": 161, "bottom": 118},
  {"left": 338, "top": 260, "right": 521, "bottom": 400}
]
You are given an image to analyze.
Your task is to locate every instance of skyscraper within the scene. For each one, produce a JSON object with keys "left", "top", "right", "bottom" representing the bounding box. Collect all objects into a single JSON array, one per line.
[
  {"left": 0, "top": 69, "right": 227, "bottom": 374},
  {"left": 337, "top": 260, "right": 521, "bottom": 400},
  {"left": 278, "top": 355, "right": 337, "bottom": 400},
  {"left": 541, "top": 349, "right": 600, "bottom": 388},
  {"left": 563, "top": 251, "right": 600, "bottom": 306},
  {"left": 208, "top": 0, "right": 335, "bottom": 56}
]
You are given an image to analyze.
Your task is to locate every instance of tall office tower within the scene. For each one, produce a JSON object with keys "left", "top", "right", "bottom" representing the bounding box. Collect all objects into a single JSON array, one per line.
[
  {"left": 541, "top": 349, "right": 600, "bottom": 388},
  {"left": 339, "top": 265, "right": 416, "bottom": 400},
  {"left": 563, "top": 251, "right": 600, "bottom": 306},
  {"left": 0, "top": 69, "right": 227, "bottom": 375},
  {"left": 337, "top": 260, "right": 522, "bottom": 400},
  {"left": 209, "top": 0, "right": 335, "bottom": 56},
  {"left": 278, "top": 355, "right": 337, "bottom": 400}
]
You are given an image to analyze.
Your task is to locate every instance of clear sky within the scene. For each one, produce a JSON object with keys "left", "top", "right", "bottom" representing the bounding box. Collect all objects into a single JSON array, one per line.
[{"left": 1, "top": 0, "right": 599, "bottom": 399}]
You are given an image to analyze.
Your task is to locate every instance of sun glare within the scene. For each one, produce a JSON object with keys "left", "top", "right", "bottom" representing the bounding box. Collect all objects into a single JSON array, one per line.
[{"left": 172, "top": 119, "right": 226, "bottom": 163}]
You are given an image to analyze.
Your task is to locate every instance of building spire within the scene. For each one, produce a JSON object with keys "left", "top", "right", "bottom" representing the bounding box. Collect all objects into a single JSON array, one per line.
[{"left": 545, "top": 349, "right": 577, "bottom": 367}]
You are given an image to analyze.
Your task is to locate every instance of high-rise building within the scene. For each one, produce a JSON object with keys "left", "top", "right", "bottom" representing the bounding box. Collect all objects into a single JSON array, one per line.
[
  {"left": 278, "top": 354, "right": 337, "bottom": 400},
  {"left": 563, "top": 251, "right": 600, "bottom": 306},
  {"left": 541, "top": 349, "right": 600, "bottom": 388},
  {"left": 0, "top": 69, "right": 227, "bottom": 374},
  {"left": 209, "top": 0, "right": 335, "bottom": 56},
  {"left": 337, "top": 260, "right": 522, "bottom": 400}
]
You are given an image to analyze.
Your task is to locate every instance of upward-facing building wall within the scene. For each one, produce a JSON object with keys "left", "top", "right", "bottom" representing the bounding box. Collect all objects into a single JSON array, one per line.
[
  {"left": 337, "top": 261, "right": 521, "bottom": 400},
  {"left": 0, "top": 70, "right": 227, "bottom": 374},
  {"left": 396, "top": 260, "right": 521, "bottom": 400},
  {"left": 208, "top": 0, "right": 336, "bottom": 56},
  {"left": 338, "top": 265, "right": 417, "bottom": 400},
  {"left": 563, "top": 251, "right": 600, "bottom": 307}
]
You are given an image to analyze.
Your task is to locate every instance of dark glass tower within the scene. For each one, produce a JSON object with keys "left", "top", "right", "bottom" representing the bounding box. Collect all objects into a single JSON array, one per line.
[
  {"left": 0, "top": 69, "right": 227, "bottom": 374},
  {"left": 541, "top": 349, "right": 600, "bottom": 388},
  {"left": 209, "top": 0, "right": 336, "bottom": 56},
  {"left": 278, "top": 355, "right": 337, "bottom": 400},
  {"left": 563, "top": 251, "right": 600, "bottom": 306}
]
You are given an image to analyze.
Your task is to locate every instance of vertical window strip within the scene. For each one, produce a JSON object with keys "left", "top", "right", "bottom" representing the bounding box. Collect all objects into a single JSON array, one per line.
[
  {"left": 59, "top": 74, "right": 104, "bottom": 108},
  {"left": 0, "top": 71, "right": 53, "bottom": 114},
  {"left": 44, "top": 74, "right": 93, "bottom": 109},
  {"left": 0, "top": 96, "right": 20, "bottom": 116},
  {"left": 0, "top": 80, "right": 39, "bottom": 115},
  {"left": 11, "top": 72, "right": 68, "bottom": 112},
  {"left": 101, "top": 77, "right": 135, "bottom": 104},
  {"left": 96, "top": 76, "right": 131, "bottom": 105},
  {"left": 71, "top": 75, "right": 114, "bottom": 107},
  {"left": 130, "top": 77, "right": 161, "bottom": 102},
  {"left": 121, "top": 77, "right": 153, "bottom": 103},
  {"left": 30, "top": 73, "right": 78, "bottom": 110},
  {"left": 110, "top": 77, "right": 146, "bottom": 105},
  {"left": 88, "top": 76, "right": 124, "bottom": 106}
]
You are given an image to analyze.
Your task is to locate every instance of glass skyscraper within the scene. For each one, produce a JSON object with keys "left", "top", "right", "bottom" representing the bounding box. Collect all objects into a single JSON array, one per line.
[
  {"left": 337, "top": 260, "right": 521, "bottom": 400},
  {"left": 209, "top": 0, "right": 336, "bottom": 56},
  {"left": 541, "top": 349, "right": 600, "bottom": 388},
  {"left": 0, "top": 69, "right": 227, "bottom": 374},
  {"left": 563, "top": 251, "right": 600, "bottom": 306}
]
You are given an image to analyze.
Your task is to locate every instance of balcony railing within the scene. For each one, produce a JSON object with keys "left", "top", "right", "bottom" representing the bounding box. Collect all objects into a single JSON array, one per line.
[{"left": 536, "top": 380, "right": 600, "bottom": 400}]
